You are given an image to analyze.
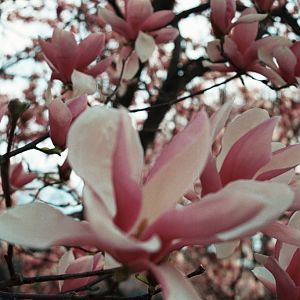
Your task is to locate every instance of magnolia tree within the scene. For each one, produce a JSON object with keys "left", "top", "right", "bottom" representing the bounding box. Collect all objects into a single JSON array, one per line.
[{"left": 0, "top": 0, "right": 300, "bottom": 299}]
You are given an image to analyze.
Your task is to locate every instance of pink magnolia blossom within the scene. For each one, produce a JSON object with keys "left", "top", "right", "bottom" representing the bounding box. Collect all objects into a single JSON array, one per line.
[
  {"left": 258, "top": 40, "right": 300, "bottom": 86},
  {"left": 57, "top": 250, "right": 104, "bottom": 293},
  {"left": 48, "top": 94, "right": 88, "bottom": 148},
  {"left": 99, "top": 0, "right": 178, "bottom": 63},
  {"left": 253, "top": 212, "right": 300, "bottom": 300},
  {"left": 210, "top": 0, "right": 267, "bottom": 37},
  {"left": 0, "top": 106, "right": 290, "bottom": 298},
  {"left": 207, "top": 7, "right": 292, "bottom": 87},
  {"left": 195, "top": 102, "right": 300, "bottom": 257},
  {"left": 40, "top": 29, "right": 111, "bottom": 84}
]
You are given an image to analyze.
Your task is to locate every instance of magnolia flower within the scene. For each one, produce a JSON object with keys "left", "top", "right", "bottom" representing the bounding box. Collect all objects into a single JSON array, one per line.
[
  {"left": 40, "top": 29, "right": 111, "bottom": 84},
  {"left": 196, "top": 102, "right": 300, "bottom": 257},
  {"left": 258, "top": 40, "right": 300, "bottom": 86},
  {"left": 48, "top": 95, "right": 87, "bottom": 148},
  {"left": 210, "top": 0, "right": 267, "bottom": 37},
  {"left": 253, "top": 211, "right": 300, "bottom": 300},
  {"left": 99, "top": 0, "right": 178, "bottom": 63},
  {"left": 0, "top": 106, "right": 290, "bottom": 298}
]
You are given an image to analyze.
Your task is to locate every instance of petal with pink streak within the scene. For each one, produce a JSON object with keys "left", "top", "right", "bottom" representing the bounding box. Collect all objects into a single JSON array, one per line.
[
  {"left": 135, "top": 32, "right": 156, "bottom": 62},
  {"left": 138, "top": 111, "right": 211, "bottom": 226},
  {"left": 152, "top": 28, "right": 179, "bottom": 44},
  {"left": 232, "top": 12, "right": 267, "bottom": 26},
  {"left": 255, "top": 144, "right": 300, "bottom": 180},
  {"left": 77, "top": 33, "right": 105, "bottom": 70},
  {"left": 71, "top": 70, "right": 97, "bottom": 97},
  {"left": 216, "top": 181, "right": 293, "bottom": 240},
  {"left": 123, "top": 52, "right": 140, "bottom": 80},
  {"left": 126, "top": 0, "right": 153, "bottom": 29},
  {"left": 220, "top": 117, "right": 279, "bottom": 185},
  {"left": 216, "top": 107, "right": 270, "bottom": 170},
  {"left": 0, "top": 202, "right": 96, "bottom": 248},
  {"left": 48, "top": 98, "right": 72, "bottom": 147},
  {"left": 98, "top": 8, "right": 135, "bottom": 40},
  {"left": 85, "top": 57, "right": 113, "bottom": 77},
  {"left": 112, "top": 111, "right": 143, "bottom": 232},
  {"left": 143, "top": 180, "right": 267, "bottom": 242},
  {"left": 223, "top": 36, "right": 244, "bottom": 68},
  {"left": 140, "top": 11, "right": 175, "bottom": 32},
  {"left": 68, "top": 106, "right": 119, "bottom": 216},
  {"left": 57, "top": 250, "right": 75, "bottom": 290}
]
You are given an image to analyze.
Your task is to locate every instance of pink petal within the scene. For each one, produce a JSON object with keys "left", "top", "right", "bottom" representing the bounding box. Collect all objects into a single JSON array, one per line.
[
  {"left": 49, "top": 98, "right": 72, "bottom": 147},
  {"left": 200, "top": 153, "right": 223, "bottom": 196},
  {"left": 152, "top": 28, "right": 179, "bottom": 44},
  {"left": 232, "top": 12, "right": 267, "bottom": 26},
  {"left": 39, "top": 39, "right": 59, "bottom": 72},
  {"left": 112, "top": 111, "right": 143, "bottom": 232},
  {"left": 140, "top": 11, "right": 175, "bottom": 32},
  {"left": 255, "top": 144, "right": 300, "bottom": 180},
  {"left": 52, "top": 29, "right": 79, "bottom": 83},
  {"left": 66, "top": 95, "right": 88, "bottom": 119},
  {"left": 10, "top": 163, "right": 37, "bottom": 188},
  {"left": 77, "top": 33, "right": 105, "bottom": 70},
  {"left": 123, "top": 52, "right": 140, "bottom": 80},
  {"left": 217, "top": 108, "right": 269, "bottom": 170},
  {"left": 252, "top": 266, "right": 276, "bottom": 293},
  {"left": 58, "top": 250, "right": 75, "bottom": 290},
  {"left": 203, "top": 62, "right": 234, "bottom": 72},
  {"left": 223, "top": 36, "right": 244, "bottom": 68},
  {"left": 273, "top": 46, "right": 297, "bottom": 84},
  {"left": 138, "top": 111, "right": 211, "bottom": 226},
  {"left": 143, "top": 180, "right": 284, "bottom": 243},
  {"left": 126, "top": 0, "right": 153, "bottom": 29},
  {"left": 0, "top": 203, "right": 96, "bottom": 248},
  {"left": 85, "top": 57, "right": 112, "bottom": 77},
  {"left": 220, "top": 117, "right": 279, "bottom": 185}
]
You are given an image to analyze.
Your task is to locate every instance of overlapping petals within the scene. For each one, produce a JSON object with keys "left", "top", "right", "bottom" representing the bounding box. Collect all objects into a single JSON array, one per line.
[{"left": 40, "top": 29, "right": 111, "bottom": 84}]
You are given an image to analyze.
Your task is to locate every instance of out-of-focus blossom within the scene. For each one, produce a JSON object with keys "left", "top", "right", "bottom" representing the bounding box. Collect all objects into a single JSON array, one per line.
[
  {"left": 40, "top": 29, "right": 111, "bottom": 84},
  {"left": 210, "top": 0, "right": 267, "bottom": 37},
  {"left": 48, "top": 94, "right": 87, "bottom": 148},
  {"left": 0, "top": 106, "right": 290, "bottom": 298},
  {"left": 253, "top": 211, "right": 300, "bottom": 300},
  {"left": 10, "top": 163, "right": 37, "bottom": 189},
  {"left": 258, "top": 40, "right": 300, "bottom": 86},
  {"left": 99, "top": 0, "right": 178, "bottom": 64},
  {"left": 195, "top": 102, "right": 300, "bottom": 257},
  {"left": 254, "top": 0, "right": 285, "bottom": 12},
  {"left": 207, "top": 7, "right": 291, "bottom": 87},
  {"left": 57, "top": 250, "right": 104, "bottom": 293}
]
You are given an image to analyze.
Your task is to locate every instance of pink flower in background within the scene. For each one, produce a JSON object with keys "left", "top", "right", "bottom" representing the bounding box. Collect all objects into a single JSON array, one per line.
[
  {"left": 40, "top": 29, "right": 111, "bottom": 84},
  {"left": 9, "top": 162, "right": 37, "bottom": 189},
  {"left": 48, "top": 95, "right": 88, "bottom": 148},
  {"left": 99, "top": 0, "right": 178, "bottom": 63},
  {"left": 254, "top": 0, "right": 285, "bottom": 12},
  {"left": 253, "top": 212, "right": 300, "bottom": 300},
  {"left": 210, "top": 0, "right": 266, "bottom": 37},
  {"left": 57, "top": 250, "right": 104, "bottom": 293}
]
